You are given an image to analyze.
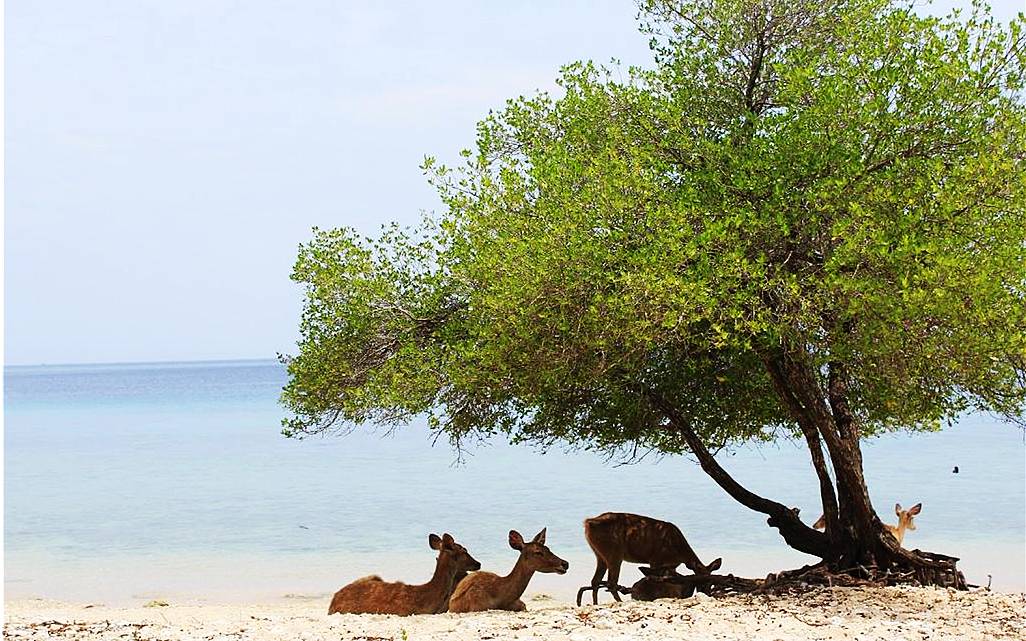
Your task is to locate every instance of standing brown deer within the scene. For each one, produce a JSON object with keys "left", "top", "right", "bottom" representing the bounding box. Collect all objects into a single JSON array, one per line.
[
  {"left": 812, "top": 502, "right": 922, "bottom": 546},
  {"left": 447, "top": 528, "right": 569, "bottom": 613},
  {"left": 327, "top": 533, "right": 480, "bottom": 615},
  {"left": 577, "top": 512, "right": 722, "bottom": 606}
]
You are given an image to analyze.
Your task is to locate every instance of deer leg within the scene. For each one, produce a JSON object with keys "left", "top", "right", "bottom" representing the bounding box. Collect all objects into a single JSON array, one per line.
[
  {"left": 506, "top": 599, "right": 526, "bottom": 612},
  {"left": 577, "top": 557, "right": 608, "bottom": 606},
  {"left": 606, "top": 559, "right": 623, "bottom": 602},
  {"left": 590, "top": 557, "right": 608, "bottom": 605}
]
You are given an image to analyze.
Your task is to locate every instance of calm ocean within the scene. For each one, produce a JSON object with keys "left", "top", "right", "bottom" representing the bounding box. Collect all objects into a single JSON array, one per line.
[{"left": 4, "top": 360, "right": 1024, "bottom": 603}]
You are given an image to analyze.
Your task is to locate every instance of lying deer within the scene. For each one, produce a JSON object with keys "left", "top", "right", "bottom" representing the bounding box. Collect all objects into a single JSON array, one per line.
[
  {"left": 629, "top": 566, "right": 700, "bottom": 601},
  {"left": 812, "top": 503, "right": 922, "bottom": 546},
  {"left": 447, "top": 528, "right": 569, "bottom": 613},
  {"left": 327, "top": 533, "right": 480, "bottom": 615},
  {"left": 577, "top": 512, "right": 722, "bottom": 606}
]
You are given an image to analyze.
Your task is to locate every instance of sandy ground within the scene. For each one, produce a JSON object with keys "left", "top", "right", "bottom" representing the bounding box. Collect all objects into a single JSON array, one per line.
[{"left": 5, "top": 587, "right": 1024, "bottom": 640}]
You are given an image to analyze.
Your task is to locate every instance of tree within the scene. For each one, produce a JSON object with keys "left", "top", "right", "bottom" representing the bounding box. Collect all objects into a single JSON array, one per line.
[{"left": 281, "top": 0, "right": 1026, "bottom": 588}]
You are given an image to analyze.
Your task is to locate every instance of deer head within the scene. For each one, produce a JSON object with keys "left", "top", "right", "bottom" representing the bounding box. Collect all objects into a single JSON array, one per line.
[
  {"left": 895, "top": 503, "right": 922, "bottom": 532},
  {"left": 429, "top": 532, "right": 481, "bottom": 573},
  {"left": 508, "top": 528, "right": 569, "bottom": 575},
  {"left": 696, "top": 557, "right": 722, "bottom": 575}
]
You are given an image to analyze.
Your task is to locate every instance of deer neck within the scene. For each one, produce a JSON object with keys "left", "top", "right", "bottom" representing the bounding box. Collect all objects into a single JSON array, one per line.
[
  {"left": 673, "top": 535, "right": 703, "bottom": 572},
  {"left": 423, "top": 553, "right": 460, "bottom": 602},
  {"left": 498, "top": 555, "right": 536, "bottom": 602},
  {"left": 886, "top": 522, "right": 905, "bottom": 545}
]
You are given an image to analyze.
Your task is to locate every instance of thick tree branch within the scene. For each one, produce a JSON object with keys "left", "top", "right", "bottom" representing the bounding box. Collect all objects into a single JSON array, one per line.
[
  {"left": 645, "top": 389, "right": 830, "bottom": 559},
  {"left": 763, "top": 347, "right": 887, "bottom": 547},
  {"left": 743, "top": 16, "right": 767, "bottom": 115},
  {"left": 827, "top": 361, "right": 859, "bottom": 444},
  {"left": 761, "top": 353, "right": 842, "bottom": 539}
]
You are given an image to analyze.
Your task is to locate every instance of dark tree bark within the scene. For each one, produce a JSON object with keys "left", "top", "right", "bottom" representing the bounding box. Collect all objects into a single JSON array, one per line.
[
  {"left": 762, "top": 354, "right": 843, "bottom": 547},
  {"left": 645, "top": 341, "right": 966, "bottom": 589},
  {"left": 758, "top": 346, "right": 966, "bottom": 588}
]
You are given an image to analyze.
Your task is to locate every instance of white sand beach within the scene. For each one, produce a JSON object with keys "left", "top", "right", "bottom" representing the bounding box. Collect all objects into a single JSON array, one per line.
[{"left": 5, "top": 586, "right": 1024, "bottom": 641}]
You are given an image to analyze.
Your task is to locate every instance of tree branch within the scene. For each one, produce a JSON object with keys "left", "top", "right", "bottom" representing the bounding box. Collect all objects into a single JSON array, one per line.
[
  {"left": 761, "top": 352, "right": 841, "bottom": 539},
  {"left": 646, "top": 388, "right": 830, "bottom": 559}
]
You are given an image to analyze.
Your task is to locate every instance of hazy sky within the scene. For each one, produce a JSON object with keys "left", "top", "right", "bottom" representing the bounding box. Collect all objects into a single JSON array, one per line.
[{"left": 5, "top": 1, "right": 1022, "bottom": 365}]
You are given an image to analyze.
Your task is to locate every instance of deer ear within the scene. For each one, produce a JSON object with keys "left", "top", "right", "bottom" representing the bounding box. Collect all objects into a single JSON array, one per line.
[
  {"left": 429, "top": 534, "right": 442, "bottom": 550},
  {"left": 532, "top": 528, "right": 547, "bottom": 545},
  {"left": 708, "top": 558, "right": 723, "bottom": 572},
  {"left": 442, "top": 533, "right": 455, "bottom": 547},
  {"left": 908, "top": 503, "right": 922, "bottom": 515},
  {"left": 895, "top": 503, "right": 902, "bottom": 515},
  {"left": 508, "top": 530, "right": 524, "bottom": 550}
]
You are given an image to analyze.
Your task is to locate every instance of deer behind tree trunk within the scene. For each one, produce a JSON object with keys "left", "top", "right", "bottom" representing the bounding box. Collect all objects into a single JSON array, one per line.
[{"left": 813, "top": 502, "right": 922, "bottom": 546}]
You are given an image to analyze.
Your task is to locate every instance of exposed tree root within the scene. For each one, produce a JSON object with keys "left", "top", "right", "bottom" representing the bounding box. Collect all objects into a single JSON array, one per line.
[{"left": 594, "top": 550, "right": 969, "bottom": 603}]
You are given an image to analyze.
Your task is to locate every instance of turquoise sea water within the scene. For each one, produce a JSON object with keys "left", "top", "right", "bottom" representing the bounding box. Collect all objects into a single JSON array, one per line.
[{"left": 4, "top": 360, "right": 1024, "bottom": 603}]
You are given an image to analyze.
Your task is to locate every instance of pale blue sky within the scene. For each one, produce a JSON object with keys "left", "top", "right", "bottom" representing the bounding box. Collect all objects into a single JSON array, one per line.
[{"left": 5, "top": 1, "right": 1022, "bottom": 365}]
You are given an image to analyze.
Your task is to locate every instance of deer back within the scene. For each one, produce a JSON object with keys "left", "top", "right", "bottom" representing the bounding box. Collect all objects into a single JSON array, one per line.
[
  {"left": 328, "top": 576, "right": 423, "bottom": 615},
  {"left": 586, "top": 512, "right": 705, "bottom": 569}
]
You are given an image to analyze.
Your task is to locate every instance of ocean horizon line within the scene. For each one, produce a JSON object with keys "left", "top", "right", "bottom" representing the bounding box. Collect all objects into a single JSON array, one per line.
[{"left": 4, "top": 356, "right": 282, "bottom": 370}]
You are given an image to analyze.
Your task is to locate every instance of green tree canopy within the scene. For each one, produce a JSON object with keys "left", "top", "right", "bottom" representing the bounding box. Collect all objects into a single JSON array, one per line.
[{"left": 282, "top": 0, "right": 1025, "bottom": 586}]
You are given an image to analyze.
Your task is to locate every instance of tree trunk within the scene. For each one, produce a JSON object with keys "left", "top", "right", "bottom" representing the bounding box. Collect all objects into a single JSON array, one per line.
[
  {"left": 760, "top": 348, "right": 967, "bottom": 588},
  {"left": 646, "top": 341, "right": 967, "bottom": 589}
]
